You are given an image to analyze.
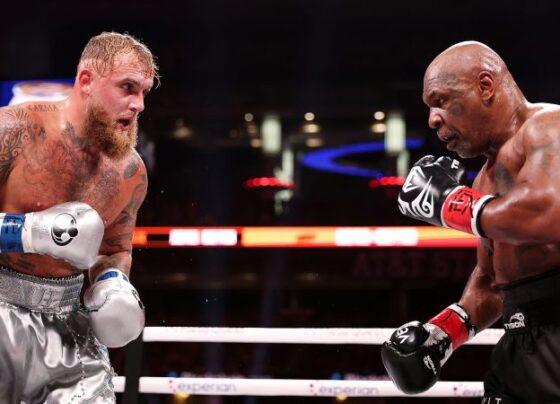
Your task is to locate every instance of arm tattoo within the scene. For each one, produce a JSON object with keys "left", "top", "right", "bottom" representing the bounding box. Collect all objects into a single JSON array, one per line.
[
  {"left": 0, "top": 108, "right": 37, "bottom": 185},
  {"left": 26, "top": 104, "right": 60, "bottom": 113},
  {"left": 91, "top": 253, "right": 130, "bottom": 274},
  {"left": 113, "top": 177, "right": 148, "bottom": 227},
  {"left": 104, "top": 173, "right": 147, "bottom": 254},
  {"left": 124, "top": 157, "right": 140, "bottom": 179},
  {"left": 494, "top": 163, "right": 515, "bottom": 195},
  {"left": 105, "top": 233, "right": 134, "bottom": 250}
]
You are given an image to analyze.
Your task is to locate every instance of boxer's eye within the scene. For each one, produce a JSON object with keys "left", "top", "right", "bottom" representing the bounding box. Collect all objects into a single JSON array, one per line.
[{"left": 121, "top": 83, "right": 136, "bottom": 93}]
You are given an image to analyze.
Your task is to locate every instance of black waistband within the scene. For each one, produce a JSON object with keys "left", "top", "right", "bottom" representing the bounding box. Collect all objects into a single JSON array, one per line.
[{"left": 500, "top": 269, "right": 560, "bottom": 333}]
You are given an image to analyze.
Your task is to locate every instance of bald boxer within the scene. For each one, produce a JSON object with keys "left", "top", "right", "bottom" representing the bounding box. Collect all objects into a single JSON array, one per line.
[
  {"left": 0, "top": 32, "right": 157, "bottom": 403},
  {"left": 382, "top": 41, "right": 560, "bottom": 403}
]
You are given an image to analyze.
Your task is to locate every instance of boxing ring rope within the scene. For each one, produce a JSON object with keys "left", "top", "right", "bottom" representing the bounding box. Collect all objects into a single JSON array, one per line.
[
  {"left": 142, "top": 326, "right": 504, "bottom": 345},
  {"left": 114, "top": 377, "right": 484, "bottom": 397},
  {"left": 124, "top": 226, "right": 486, "bottom": 399},
  {"left": 117, "top": 326, "right": 503, "bottom": 398}
]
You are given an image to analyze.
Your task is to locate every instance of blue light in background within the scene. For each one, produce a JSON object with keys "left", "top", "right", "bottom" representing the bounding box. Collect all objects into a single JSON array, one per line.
[{"left": 301, "top": 139, "right": 424, "bottom": 178}]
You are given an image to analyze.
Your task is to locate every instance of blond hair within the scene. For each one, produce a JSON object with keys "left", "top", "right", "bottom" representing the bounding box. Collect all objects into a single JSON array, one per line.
[{"left": 78, "top": 32, "right": 160, "bottom": 85}]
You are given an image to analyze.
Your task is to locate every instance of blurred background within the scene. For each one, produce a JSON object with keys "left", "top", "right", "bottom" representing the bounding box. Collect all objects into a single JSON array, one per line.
[{"left": 3, "top": 0, "right": 560, "bottom": 402}]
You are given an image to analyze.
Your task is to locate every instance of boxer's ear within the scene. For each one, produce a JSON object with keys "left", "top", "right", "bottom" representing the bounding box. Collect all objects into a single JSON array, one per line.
[
  {"left": 77, "top": 68, "right": 94, "bottom": 96},
  {"left": 479, "top": 71, "right": 495, "bottom": 106}
]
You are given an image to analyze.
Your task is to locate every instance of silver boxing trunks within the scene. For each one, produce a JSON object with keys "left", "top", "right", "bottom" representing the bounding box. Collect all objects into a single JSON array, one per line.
[{"left": 0, "top": 267, "right": 115, "bottom": 404}]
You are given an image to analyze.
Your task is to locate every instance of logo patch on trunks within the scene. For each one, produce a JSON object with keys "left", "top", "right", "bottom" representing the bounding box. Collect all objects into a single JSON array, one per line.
[{"left": 503, "top": 312, "right": 526, "bottom": 330}]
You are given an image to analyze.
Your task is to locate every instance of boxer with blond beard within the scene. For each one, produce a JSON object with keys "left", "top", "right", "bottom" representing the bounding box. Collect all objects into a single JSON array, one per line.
[{"left": 0, "top": 32, "right": 157, "bottom": 403}]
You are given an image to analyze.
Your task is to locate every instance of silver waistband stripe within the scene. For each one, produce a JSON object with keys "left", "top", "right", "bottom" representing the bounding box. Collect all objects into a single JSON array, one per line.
[{"left": 0, "top": 266, "right": 83, "bottom": 313}]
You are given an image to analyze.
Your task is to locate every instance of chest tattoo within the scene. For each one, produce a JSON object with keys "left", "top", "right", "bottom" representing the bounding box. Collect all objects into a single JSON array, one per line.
[
  {"left": 124, "top": 158, "right": 140, "bottom": 179},
  {"left": 20, "top": 122, "right": 121, "bottom": 212}
]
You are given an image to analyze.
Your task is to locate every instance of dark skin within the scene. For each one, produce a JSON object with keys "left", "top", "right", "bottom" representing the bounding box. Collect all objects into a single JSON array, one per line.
[
  {"left": 0, "top": 54, "right": 153, "bottom": 281},
  {"left": 422, "top": 41, "right": 560, "bottom": 331}
]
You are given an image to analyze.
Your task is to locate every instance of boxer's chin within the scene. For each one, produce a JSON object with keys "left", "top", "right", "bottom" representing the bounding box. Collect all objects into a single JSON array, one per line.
[{"left": 84, "top": 104, "right": 138, "bottom": 160}]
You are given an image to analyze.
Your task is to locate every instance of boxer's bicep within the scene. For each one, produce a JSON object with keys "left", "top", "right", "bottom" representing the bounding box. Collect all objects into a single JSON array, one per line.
[
  {"left": 479, "top": 124, "right": 560, "bottom": 242},
  {"left": 517, "top": 123, "right": 560, "bottom": 186},
  {"left": 100, "top": 158, "right": 147, "bottom": 255}
]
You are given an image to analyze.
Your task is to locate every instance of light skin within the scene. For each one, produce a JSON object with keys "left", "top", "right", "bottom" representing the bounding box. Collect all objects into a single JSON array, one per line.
[
  {"left": 422, "top": 41, "right": 560, "bottom": 330},
  {"left": 0, "top": 52, "right": 153, "bottom": 281}
]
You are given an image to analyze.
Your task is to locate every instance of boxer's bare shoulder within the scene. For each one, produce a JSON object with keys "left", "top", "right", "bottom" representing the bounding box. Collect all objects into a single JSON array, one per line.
[
  {"left": 508, "top": 105, "right": 560, "bottom": 185},
  {"left": 0, "top": 105, "right": 43, "bottom": 185}
]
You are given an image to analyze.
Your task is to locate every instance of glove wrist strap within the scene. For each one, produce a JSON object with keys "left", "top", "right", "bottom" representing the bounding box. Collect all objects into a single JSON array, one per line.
[
  {"left": 429, "top": 303, "right": 476, "bottom": 350},
  {"left": 441, "top": 186, "right": 494, "bottom": 237},
  {"left": 94, "top": 268, "right": 130, "bottom": 284},
  {"left": 0, "top": 213, "right": 26, "bottom": 253}
]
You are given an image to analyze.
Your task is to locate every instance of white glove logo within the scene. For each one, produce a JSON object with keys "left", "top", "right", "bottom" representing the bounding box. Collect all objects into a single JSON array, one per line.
[
  {"left": 423, "top": 355, "right": 437, "bottom": 375},
  {"left": 398, "top": 167, "right": 435, "bottom": 219},
  {"left": 401, "top": 166, "right": 423, "bottom": 193},
  {"left": 396, "top": 327, "right": 410, "bottom": 344},
  {"left": 51, "top": 213, "right": 79, "bottom": 246}
]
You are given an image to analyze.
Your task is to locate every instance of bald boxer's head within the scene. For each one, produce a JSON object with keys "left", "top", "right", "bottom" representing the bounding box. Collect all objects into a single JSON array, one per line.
[
  {"left": 75, "top": 32, "right": 157, "bottom": 160},
  {"left": 422, "top": 41, "right": 523, "bottom": 158}
]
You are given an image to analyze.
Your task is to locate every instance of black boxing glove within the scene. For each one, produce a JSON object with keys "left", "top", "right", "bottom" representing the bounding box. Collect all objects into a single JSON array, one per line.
[
  {"left": 381, "top": 303, "right": 476, "bottom": 394},
  {"left": 397, "top": 155, "right": 494, "bottom": 237}
]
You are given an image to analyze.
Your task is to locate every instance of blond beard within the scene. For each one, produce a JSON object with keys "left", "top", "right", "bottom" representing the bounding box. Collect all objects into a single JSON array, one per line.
[{"left": 83, "top": 102, "right": 138, "bottom": 160}]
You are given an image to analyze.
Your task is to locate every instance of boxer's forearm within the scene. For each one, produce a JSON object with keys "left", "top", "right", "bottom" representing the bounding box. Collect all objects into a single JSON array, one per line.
[
  {"left": 479, "top": 186, "right": 560, "bottom": 244},
  {"left": 89, "top": 251, "right": 132, "bottom": 282},
  {"left": 459, "top": 265, "right": 503, "bottom": 332}
]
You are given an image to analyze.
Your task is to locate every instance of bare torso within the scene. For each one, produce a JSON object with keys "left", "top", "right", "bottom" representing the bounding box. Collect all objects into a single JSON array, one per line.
[
  {"left": 0, "top": 101, "right": 146, "bottom": 277},
  {"left": 476, "top": 103, "right": 560, "bottom": 284}
]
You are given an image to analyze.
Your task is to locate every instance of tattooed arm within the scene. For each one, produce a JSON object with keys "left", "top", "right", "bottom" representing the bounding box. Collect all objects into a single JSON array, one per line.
[
  {"left": 0, "top": 107, "right": 34, "bottom": 185},
  {"left": 88, "top": 155, "right": 147, "bottom": 281},
  {"left": 480, "top": 116, "right": 560, "bottom": 243},
  {"left": 84, "top": 154, "right": 147, "bottom": 347}
]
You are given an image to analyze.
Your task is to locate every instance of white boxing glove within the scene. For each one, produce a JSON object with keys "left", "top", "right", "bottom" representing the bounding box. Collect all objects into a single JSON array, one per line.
[
  {"left": 84, "top": 269, "right": 145, "bottom": 348},
  {"left": 17, "top": 201, "right": 104, "bottom": 269}
]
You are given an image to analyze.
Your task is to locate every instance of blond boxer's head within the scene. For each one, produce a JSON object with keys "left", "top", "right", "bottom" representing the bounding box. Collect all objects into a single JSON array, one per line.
[
  {"left": 78, "top": 32, "right": 159, "bottom": 85},
  {"left": 76, "top": 32, "right": 158, "bottom": 159}
]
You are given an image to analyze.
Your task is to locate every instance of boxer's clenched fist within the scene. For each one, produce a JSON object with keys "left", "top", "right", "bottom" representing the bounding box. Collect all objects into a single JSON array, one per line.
[
  {"left": 381, "top": 304, "right": 475, "bottom": 394},
  {"left": 0, "top": 202, "right": 104, "bottom": 269}
]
